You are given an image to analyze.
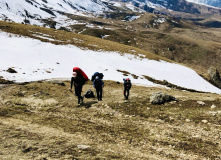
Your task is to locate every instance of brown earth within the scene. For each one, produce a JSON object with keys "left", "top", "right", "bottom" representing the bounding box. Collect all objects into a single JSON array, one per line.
[{"left": 0, "top": 80, "right": 220, "bottom": 159}]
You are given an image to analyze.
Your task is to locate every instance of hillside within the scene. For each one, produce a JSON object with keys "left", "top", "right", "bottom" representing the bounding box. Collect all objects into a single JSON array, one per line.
[
  {"left": 72, "top": 13, "right": 221, "bottom": 76},
  {"left": 1, "top": 0, "right": 221, "bottom": 78},
  {"left": 0, "top": 80, "right": 220, "bottom": 159},
  {"left": 1, "top": 21, "right": 221, "bottom": 94},
  {"left": 0, "top": 10, "right": 221, "bottom": 160}
]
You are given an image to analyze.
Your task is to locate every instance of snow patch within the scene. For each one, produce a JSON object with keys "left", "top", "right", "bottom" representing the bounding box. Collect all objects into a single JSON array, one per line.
[{"left": 0, "top": 30, "right": 221, "bottom": 94}]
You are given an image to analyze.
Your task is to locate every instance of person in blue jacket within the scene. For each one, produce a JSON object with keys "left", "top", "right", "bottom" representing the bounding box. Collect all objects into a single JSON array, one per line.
[
  {"left": 123, "top": 78, "right": 132, "bottom": 100},
  {"left": 93, "top": 76, "right": 104, "bottom": 101}
]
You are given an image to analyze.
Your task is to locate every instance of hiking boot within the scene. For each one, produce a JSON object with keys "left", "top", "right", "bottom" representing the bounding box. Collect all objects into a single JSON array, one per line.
[{"left": 81, "top": 96, "right": 84, "bottom": 102}]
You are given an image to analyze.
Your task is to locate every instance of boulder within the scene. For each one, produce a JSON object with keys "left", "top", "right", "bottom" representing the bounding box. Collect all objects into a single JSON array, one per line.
[
  {"left": 150, "top": 92, "right": 178, "bottom": 105},
  {"left": 208, "top": 67, "right": 221, "bottom": 89},
  {"left": 6, "top": 68, "right": 17, "bottom": 73}
]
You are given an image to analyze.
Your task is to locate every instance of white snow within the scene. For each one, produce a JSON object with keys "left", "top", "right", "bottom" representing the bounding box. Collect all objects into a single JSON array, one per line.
[
  {"left": 186, "top": 0, "right": 220, "bottom": 8},
  {"left": 128, "top": 16, "right": 141, "bottom": 21},
  {"left": 0, "top": 0, "right": 109, "bottom": 28},
  {"left": 0, "top": 30, "right": 221, "bottom": 94},
  {"left": 154, "top": 17, "right": 167, "bottom": 24}
]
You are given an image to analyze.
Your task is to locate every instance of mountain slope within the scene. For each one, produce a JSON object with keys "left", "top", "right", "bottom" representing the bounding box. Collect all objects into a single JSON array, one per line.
[
  {"left": 0, "top": 22, "right": 220, "bottom": 94},
  {"left": 0, "top": 80, "right": 221, "bottom": 159},
  {"left": 186, "top": 0, "right": 221, "bottom": 8},
  {"left": 0, "top": 0, "right": 111, "bottom": 28}
]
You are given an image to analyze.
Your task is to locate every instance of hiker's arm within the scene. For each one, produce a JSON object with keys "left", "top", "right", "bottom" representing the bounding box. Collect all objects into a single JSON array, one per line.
[
  {"left": 93, "top": 80, "right": 95, "bottom": 88},
  {"left": 128, "top": 83, "right": 132, "bottom": 89},
  {"left": 70, "top": 77, "right": 74, "bottom": 90}
]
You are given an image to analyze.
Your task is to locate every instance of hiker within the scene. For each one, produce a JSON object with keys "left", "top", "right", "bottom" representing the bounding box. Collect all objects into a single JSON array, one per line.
[
  {"left": 93, "top": 76, "right": 104, "bottom": 101},
  {"left": 123, "top": 78, "right": 132, "bottom": 100},
  {"left": 70, "top": 67, "right": 88, "bottom": 104}
]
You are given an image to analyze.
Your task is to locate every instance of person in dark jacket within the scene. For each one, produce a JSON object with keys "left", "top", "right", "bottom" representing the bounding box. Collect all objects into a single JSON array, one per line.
[
  {"left": 70, "top": 72, "right": 84, "bottom": 104},
  {"left": 123, "top": 78, "right": 132, "bottom": 100},
  {"left": 93, "top": 76, "right": 104, "bottom": 101}
]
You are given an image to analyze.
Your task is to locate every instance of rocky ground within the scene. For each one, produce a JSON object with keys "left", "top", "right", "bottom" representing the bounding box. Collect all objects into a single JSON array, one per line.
[{"left": 0, "top": 80, "right": 220, "bottom": 159}]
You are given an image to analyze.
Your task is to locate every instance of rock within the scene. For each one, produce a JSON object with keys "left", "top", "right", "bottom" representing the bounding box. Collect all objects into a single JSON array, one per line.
[
  {"left": 208, "top": 67, "right": 221, "bottom": 89},
  {"left": 202, "top": 120, "right": 208, "bottom": 124},
  {"left": 150, "top": 92, "right": 177, "bottom": 105},
  {"left": 169, "top": 116, "right": 174, "bottom": 122},
  {"left": 77, "top": 145, "right": 90, "bottom": 149},
  {"left": 6, "top": 68, "right": 17, "bottom": 73},
  {"left": 197, "top": 101, "right": 205, "bottom": 105},
  {"left": 186, "top": 119, "right": 191, "bottom": 122},
  {"left": 211, "top": 104, "right": 216, "bottom": 109}
]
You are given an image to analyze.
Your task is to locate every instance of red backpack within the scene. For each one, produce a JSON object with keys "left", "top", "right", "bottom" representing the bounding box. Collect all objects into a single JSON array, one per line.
[{"left": 73, "top": 67, "right": 89, "bottom": 82}]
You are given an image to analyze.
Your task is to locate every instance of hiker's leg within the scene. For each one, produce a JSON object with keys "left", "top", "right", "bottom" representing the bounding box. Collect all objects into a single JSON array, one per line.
[
  {"left": 126, "top": 89, "right": 129, "bottom": 99},
  {"left": 75, "top": 86, "right": 83, "bottom": 104},
  {"left": 124, "top": 88, "right": 127, "bottom": 99},
  {"left": 78, "top": 96, "right": 81, "bottom": 104},
  {"left": 96, "top": 88, "right": 99, "bottom": 100},
  {"left": 79, "top": 85, "right": 83, "bottom": 102},
  {"left": 100, "top": 88, "right": 103, "bottom": 100}
]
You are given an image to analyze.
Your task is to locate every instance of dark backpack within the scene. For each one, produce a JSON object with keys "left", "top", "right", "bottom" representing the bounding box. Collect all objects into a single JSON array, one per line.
[
  {"left": 124, "top": 78, "right": 131, "bottom": 89},
  {"left": 84, "top": 89, "right": 95, "bottom": 98},
  {"left": 98, "top": 73, "right": 104, "bottom": 79},
  {"left": 91, "top": 72, "right": 104, "bottom": 81}
]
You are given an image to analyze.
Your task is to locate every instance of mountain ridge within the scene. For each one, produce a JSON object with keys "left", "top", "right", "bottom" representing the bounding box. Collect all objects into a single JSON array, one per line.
[{"left": 1, "top": 0, "right": 221, "bottom": 28}]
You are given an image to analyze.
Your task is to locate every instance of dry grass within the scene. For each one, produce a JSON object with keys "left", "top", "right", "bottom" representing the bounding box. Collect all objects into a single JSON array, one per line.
[{"left": 0, "top": 80, "right": 220, "bottom": 159}]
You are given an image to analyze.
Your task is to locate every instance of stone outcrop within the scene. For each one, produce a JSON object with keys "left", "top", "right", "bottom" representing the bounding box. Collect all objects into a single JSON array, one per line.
[
  {"left": 208, "top": 67, "right": 221, "bottom": 89},
  {"left": 150, "top": 92, "right": 178, "bottom": 105}
]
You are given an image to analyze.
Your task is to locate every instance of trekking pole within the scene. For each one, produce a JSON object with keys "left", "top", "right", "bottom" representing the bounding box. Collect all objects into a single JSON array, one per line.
[
  {"left": 69, "top": 88, "right": 74, "bottom": 94},
  {"left": 69, "top": 89, "right": 78, "bottom": 98}
]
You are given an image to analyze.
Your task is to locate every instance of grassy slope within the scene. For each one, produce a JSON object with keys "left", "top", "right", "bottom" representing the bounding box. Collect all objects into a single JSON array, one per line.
[
  {"left": 0, "top": 21, "right": 167, "bottom": 62},
  {"left": 0, "top": 81, "right": 220, "bottom": 159}
]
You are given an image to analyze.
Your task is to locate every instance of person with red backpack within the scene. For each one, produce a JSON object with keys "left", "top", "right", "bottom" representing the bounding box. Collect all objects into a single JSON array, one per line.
[
  {"left": 93, "top": 76, "right": 104, "bottom": 101},
  {"left": 123, "top": 78, "right": 132, "bottom": 100},
  {"left": 70, "top": 67, "right": 88, "bottom": 105}
]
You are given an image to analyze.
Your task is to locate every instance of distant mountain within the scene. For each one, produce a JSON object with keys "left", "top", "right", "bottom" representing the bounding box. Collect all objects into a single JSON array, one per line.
[
  {"left": 186, "top": 0, "right": 221, "bottom": 8},
  {"left": 0, "top": 0, "right": 221, "bottom": 29},
  {"left": 108, "top": 0, "right": 221, "bottom": 15}
]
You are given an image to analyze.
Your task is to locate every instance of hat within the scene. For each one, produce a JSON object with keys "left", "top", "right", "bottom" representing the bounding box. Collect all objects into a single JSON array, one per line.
[{"left": 72, "top": 72, "right": 77, "bottom": 78}]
